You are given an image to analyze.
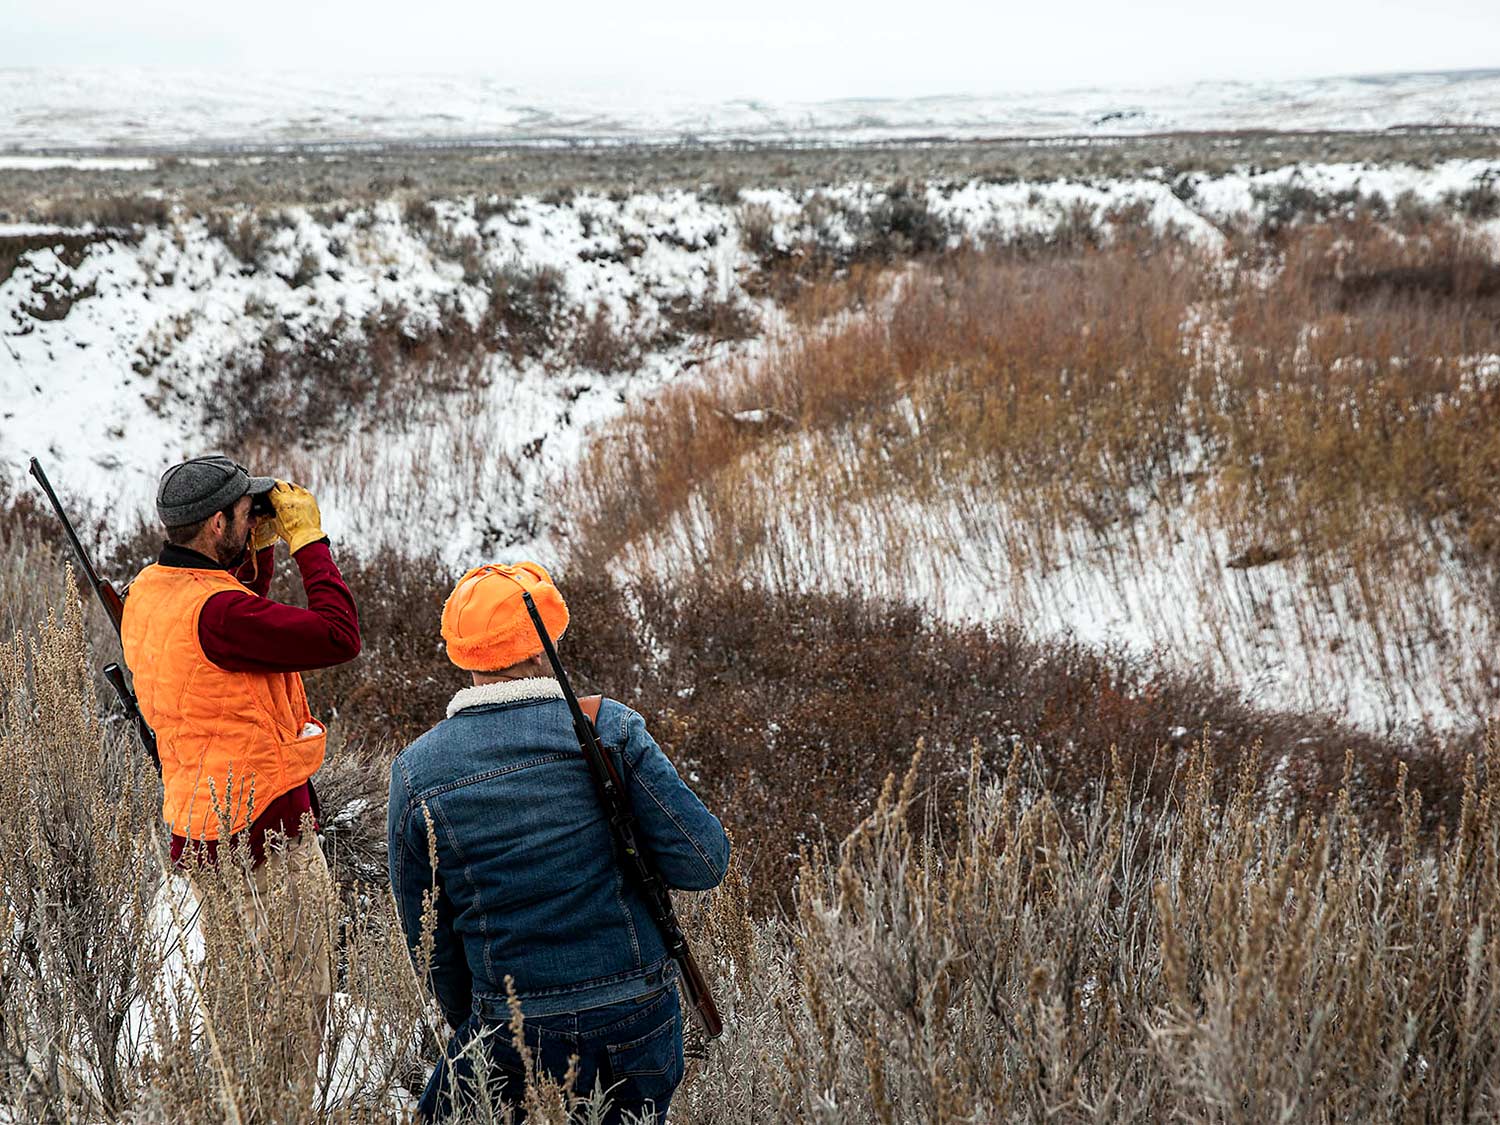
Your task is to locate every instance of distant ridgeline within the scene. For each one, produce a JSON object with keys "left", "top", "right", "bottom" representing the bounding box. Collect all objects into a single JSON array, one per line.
[{"left": 0, "top": 67, "right": 1497, "bottom": 151}]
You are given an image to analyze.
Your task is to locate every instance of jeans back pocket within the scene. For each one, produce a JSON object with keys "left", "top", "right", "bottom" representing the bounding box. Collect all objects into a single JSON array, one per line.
[{"left": 604, "top": 1009, "right": 684, "bottom": 1118}]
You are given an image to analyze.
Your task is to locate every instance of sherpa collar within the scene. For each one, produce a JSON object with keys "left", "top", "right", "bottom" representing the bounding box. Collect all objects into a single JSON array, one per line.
[{"left": 447, "top": 677, "right": 563, "bottom": 718}]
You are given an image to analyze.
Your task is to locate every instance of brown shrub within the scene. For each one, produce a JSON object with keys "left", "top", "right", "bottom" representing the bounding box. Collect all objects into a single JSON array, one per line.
[
  {"left": 570, "top": 305, "right": 643, "bottom": 374},
  {"left": 686, "top": 737, "right": 1500, "bottom": 1121},
  {"left": 212, "top": 299, "right": 488, "bottom": 449},
  {"left": 569, "top": 242, "right": 1205, "bottom": 572},
  {"left": 0, "top": 594, "right": 163, "bottom": 1116},
  {"left": 566, "top": 221, "right": 1500, "bottom": 723},
  {"left": 739, "top": 184, "right": 958, "bottom": 305},
  {"left": 23, "top": 275, "right": 96, "bottom": 321},
  {"left": 1337, "top": 261, "right": 1500, "bottom": 306},
  {"left": 44, "top": 193, "right": 173, "bottom": 229},
  {"left": 295, "top": 548, "right": 456, "bottom": 750},
  {"left": 479, "top": 263, "right": 571, "bottom": 364},
  {"left": 861, "top": 180, "right": 953, "bottom": 259},
  {"left": 0, "top": 590, "right": 433, "bottom": 1120},
  {"left": 1252, "top": 180, "right": 1387, "bottom": 233},
  {"left": 657, "top": 291, "right": 762, "bottom": 347},
  {"left": 1219, "top": 215, "right": 1500, "bottom": 569},
  {"left": 204, "top": 211, "right": 271, "bottom": 267},
  {"left": 576, "top": 577, "right": 1478, "bottom": 907}
]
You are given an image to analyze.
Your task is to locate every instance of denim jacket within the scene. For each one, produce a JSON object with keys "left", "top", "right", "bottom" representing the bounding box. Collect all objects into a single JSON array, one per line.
[{"left": 387, "top": 678, "right": 730, "bottom": 1024}]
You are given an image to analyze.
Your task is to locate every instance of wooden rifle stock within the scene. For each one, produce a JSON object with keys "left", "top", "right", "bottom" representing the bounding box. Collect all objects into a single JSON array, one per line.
[
  {"left": 520, "top": 591, "right": 723, "bottom": 1039},
  {"left": 676, "top": 946, "right": 724, "bottom": 1039}
]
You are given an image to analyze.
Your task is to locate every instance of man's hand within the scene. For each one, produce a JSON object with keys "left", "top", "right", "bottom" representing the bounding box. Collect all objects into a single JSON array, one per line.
[
  {"left": 250, "top": 514, "right": 283, "bottom": 553},
  {"left": 269, "top": 481, "right": 326, "bottom": 555}
]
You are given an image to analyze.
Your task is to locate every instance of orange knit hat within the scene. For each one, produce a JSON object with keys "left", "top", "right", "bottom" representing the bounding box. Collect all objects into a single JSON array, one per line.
[{"left": 441, "top": 561, "right": 569, "bottom": 672}]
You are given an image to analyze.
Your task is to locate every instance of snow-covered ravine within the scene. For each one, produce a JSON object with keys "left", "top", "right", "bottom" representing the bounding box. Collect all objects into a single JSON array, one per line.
[{"left": 5, "top": 159, "right": 1499, "bottom": 731}]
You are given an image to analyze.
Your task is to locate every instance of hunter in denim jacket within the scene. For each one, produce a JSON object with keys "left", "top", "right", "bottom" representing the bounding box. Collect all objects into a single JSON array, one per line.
[
  {"left": 388, "top": 677, "right": 730, "bottom": 1024},
  {"left": 389, "top": 561, "right": 729, "bottom": 1119}
]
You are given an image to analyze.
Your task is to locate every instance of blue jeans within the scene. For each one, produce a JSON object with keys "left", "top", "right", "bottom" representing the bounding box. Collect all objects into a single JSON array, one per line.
[{"left": 419, "top": 987, "right": 685, "bottom": 1123}]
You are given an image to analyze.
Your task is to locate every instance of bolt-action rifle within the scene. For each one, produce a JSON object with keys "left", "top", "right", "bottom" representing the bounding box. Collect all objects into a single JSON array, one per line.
[
  {"left": 519, "top": 590, "right": 724, "bottom": 1039},
  {"left": 28, "top": 457, "right": 161, "bottom": 774}
]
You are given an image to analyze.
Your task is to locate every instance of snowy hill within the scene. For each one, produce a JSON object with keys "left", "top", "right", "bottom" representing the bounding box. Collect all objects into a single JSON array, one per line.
[{"left": 0, "top": 67, "right": 1497, "bottom": 152}]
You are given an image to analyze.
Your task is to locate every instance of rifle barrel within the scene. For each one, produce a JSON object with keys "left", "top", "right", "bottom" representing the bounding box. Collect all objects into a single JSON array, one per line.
[{"left": 27, "top": 457, "right": 118, "bottom": 634}]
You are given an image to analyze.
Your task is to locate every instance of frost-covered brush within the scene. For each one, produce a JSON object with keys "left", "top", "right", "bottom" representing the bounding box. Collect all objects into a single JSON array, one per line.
[
  {"left": 27, "top": 456, "right": 161, "bottom": 774},
  {"left": 519, "top": 588, "right": 725, "bottom": 1039}
]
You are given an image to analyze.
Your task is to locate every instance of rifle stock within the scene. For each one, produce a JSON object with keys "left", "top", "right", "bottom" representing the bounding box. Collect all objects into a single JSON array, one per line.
[
  {"left": 677, "top": 946, "right": 724, "bottom": 1039},
  {"left": 519, "top": 590, "right": 724, "bottom": 1039},
  {"left": 98, "top": 583, "right": 127, "bottom": 631}
]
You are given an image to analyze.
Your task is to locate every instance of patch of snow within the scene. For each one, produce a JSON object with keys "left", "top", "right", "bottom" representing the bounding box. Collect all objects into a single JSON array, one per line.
[
  {"left": 0, "top": 154, "right": 155, "bottom": 170},
  {"left": 320, "top": 991, "right": 425, "bottom": 1112},
  {"left": 0, "top": 222, "right": 99, "bottom": 237},
  {"left": 621, "top": 453, "right": 1497, "bottom": 731}
]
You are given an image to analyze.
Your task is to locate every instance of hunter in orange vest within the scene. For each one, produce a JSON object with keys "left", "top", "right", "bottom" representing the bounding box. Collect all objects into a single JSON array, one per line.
[
  {"left": 122, "top": 454, "right": 361, "bottom": 1087},
  {"left": 124, "top": 562, "right": 326, "bottom": 840},
  {"left": 121, "top": 455, "right": 360, "bottom": 859}
]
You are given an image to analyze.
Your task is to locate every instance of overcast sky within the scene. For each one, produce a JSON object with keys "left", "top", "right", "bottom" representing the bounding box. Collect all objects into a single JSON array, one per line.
[{"left": 5, "top": 0, "right": 1498, "bottom": 101}]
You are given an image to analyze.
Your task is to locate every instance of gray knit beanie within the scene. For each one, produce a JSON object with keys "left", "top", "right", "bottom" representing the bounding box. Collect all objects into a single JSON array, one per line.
[{"left": 156, "top": 455, "right": 275, "bottom": 529}]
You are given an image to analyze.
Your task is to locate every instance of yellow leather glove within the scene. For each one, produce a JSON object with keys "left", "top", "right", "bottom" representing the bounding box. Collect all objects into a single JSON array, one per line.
[
  {"left": 269, "top": 481, "right": 325, "bottom": 555},
  {"left": 249, "top": 513, "right": 283, "bottom": 553}
]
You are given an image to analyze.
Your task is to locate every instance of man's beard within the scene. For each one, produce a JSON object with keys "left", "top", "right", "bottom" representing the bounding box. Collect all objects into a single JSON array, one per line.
[{"left": 214, "top": 523, "right": 251, "bottom": 569}]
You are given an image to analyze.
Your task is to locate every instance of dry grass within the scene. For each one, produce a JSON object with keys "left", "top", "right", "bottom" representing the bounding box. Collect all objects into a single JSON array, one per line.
[
  {"left": 563, "top": 239, "right": 1205, "bottom": 570},
  {"left": 0, "top": 586, "right": 437, "bottom": 1122},
  {"left": 38, "top": 193, "right": 172, "bottom": 230},
  {"left": 568, "top": 216, "right": 1500, "bottom": 569},
  {"left": 6, "top": 580, "right": 1500, "bottom": 1120},
  {"left": 681, "top": 733, "right": 1500, "bottom": 1121},
  {"left": 5, "top": 131, "right": 1498, "bottom": 225},
  {"left": 1216, "top": 217, "right": 1500, "bottom": 566}
]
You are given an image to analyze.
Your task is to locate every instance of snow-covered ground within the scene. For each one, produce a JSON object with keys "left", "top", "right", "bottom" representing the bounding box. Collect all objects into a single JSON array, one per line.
[
  {"left": 3, "top": 189, "right": 757, "bottom": 550},
  {"left": 0, "top": 67, "right": 1497, "bottom": 152},
  {"left": 617, "top": 447, "right": 1498, "bottom": 733},
  {"left": 4, "top": 158, "right": 1499, "bottom": 731}
]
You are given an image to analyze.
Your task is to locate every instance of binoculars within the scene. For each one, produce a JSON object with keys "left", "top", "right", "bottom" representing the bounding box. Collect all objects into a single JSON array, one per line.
[{"left": 251, "top": 491, "right": 277, "bottom": 519}]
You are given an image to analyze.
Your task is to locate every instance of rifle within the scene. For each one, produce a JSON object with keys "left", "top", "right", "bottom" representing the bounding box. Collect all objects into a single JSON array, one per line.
[
  {"left": 28, "top": 457, "right": 161, "bottom": 774},
  {"left": 519, "top": 590, "right": 724, "bottom": 1039}
]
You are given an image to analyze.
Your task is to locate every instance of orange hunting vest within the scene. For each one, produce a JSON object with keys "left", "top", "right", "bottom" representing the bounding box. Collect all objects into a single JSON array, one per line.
[{"left": 120, "top": 564, "right": 326, "bottom": 841}]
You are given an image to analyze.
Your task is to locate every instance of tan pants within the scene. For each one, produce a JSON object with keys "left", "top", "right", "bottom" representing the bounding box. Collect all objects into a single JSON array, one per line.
[{"left": 190, "top": 830, "right": 335, "bottom": 1079}]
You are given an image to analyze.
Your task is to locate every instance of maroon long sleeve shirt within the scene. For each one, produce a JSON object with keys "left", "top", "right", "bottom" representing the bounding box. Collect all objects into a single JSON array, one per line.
[{"left": 157, "top": 538, "right": 361, "bottom": 867}]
